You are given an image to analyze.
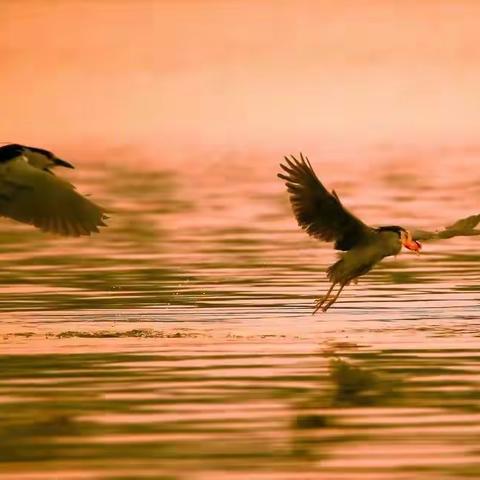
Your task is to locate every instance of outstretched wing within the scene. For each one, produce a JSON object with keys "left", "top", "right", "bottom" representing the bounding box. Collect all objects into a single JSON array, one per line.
[
  {"left": 0, "top": 157, "right": 108, "bottom": 236},
  {"left": 412, "top": 214, "right": 480, "bottom": 241},
  {"left": 278, "top": 153, "right": 373, "bottom": 250}
]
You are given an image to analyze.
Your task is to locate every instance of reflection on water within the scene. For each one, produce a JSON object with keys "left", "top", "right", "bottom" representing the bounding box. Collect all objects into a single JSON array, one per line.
[
  {"left": 0, "top": 152, "right": 479, "bottom": 479},
  {"left": 2, "top": 344, "right": 480, "bottom": 479}
]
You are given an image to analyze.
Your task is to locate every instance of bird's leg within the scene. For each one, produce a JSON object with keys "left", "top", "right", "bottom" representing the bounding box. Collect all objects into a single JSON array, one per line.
[
  {"left": 322, "top": 283, "right": 346, "bottom": 312},
  {"left": 312, "top": 282, "right": 336, "bottom": 315}
]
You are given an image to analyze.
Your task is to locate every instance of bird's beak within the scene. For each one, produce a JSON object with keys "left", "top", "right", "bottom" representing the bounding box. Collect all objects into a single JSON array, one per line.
[
  {"left": 54, "top": 157, "right": 75, "bottom": 169},
  {"left": 402, "top": 230, "right": 422, "bottom": 254},
  {"left": 405, "top": 240, "right": 422, "bottom": 254}
]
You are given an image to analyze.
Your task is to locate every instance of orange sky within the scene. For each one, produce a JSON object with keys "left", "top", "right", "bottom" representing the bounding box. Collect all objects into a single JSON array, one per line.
[{"left": 2, "top": 0, "right": 480, "bottom": 156}]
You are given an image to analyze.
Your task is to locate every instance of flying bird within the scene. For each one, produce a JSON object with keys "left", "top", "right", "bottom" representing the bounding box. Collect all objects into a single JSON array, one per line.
[
  {"left": 278, "top": 153, "right": 479, "bottom": 313},
  {"left": 0, "top": 143, "right": 107, "bottom": 236}
]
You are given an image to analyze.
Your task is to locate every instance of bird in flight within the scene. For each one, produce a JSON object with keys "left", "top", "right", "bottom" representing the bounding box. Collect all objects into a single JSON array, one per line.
[
  {"left": 0, "top": 143, "right": 107, "bottom": 236},
  {"left": 278, "top": 153, "right": 479, "bottom": 313}
]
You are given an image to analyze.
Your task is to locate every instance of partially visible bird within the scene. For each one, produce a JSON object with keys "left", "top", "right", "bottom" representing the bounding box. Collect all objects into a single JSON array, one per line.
[
  {"left": 0, "top": 143, "right": 107, "bottom": 236},
  {"left": 278, "top": 153, "right": 479, "bottom": 313}
]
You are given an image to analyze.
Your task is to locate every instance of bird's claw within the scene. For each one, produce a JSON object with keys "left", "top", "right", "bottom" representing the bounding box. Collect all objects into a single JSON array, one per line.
[
  {"left": 321, "top": 302, "right": 333, "bottom": 313},
  {"left": 312, "top": 295, "right": 335, "bottom": 314}
]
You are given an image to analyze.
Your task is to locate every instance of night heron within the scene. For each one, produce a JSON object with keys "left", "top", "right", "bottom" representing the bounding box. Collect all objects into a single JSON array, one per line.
[
  {"left": 278, "top": 153, "right": 479, "bottom": 313},
  {"left": 0, "top": 143, "right": 107, "bottom": 236}
]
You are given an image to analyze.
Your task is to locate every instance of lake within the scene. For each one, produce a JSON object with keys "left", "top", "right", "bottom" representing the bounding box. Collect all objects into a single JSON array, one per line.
[{"left": 0, "top": 149, "right": 479, "bottom": 480}]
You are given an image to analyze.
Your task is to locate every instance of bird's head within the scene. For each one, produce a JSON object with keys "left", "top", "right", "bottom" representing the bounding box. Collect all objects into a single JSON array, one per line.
[
  {"left": 22, "top": 145, "right": 74, "bottom": 171},
  {"left": 378, "top": 226, "right": 422, "bottom": 253}
]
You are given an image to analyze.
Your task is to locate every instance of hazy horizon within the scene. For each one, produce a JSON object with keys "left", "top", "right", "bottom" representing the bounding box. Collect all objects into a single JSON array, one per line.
[{"left": 2, "top": 0, "right": 480, "bottom": 159}]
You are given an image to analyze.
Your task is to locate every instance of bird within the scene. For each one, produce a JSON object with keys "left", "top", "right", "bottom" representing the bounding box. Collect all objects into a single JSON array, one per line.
[
  {"left": 0, "top": 143, "right": 107, "bottom": 236},
  {"left": 278, "top": 153, "right": 479, "bottom": 313}
]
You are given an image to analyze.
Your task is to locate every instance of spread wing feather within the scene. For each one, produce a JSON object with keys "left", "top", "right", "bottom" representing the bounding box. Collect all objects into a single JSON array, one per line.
[
  {"left": 0, "top": 158, "right": 107, "bottom": 236},
  {"left": 278, "top": 153, "right": 372, "bottom": 250}
]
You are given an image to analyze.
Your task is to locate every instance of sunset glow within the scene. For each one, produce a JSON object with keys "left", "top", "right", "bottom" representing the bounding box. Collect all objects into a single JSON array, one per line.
[
  {"left": 1, "top": 2, "right": 479, "bottom": 479},
  {"left": 3, "top": 1, "right": 480, "bottom": 154}
]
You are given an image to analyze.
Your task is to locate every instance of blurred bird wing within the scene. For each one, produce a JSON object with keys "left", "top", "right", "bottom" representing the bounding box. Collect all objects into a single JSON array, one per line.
[
  {"left": 278, "top": 154, "right": 373, "bottom": 250},
  {"left": 0, "top": 157, "right": 107, "bottom": 236},
  {"left": 412, "top": 213, "right": 480, "bottom": 241}
]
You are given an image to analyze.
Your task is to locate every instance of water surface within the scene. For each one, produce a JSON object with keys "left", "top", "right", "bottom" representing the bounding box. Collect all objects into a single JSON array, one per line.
[{"left": 0, "top": 152, "right": 479, "bottom": 480}]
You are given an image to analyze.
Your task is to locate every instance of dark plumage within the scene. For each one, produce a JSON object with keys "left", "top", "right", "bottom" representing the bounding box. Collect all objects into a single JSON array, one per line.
[
  {"left": 278, "top": 154, "right": 370, "bottom": 251},
  {"left": 278, "top": 153, "right": 478, "bottom": 312},
  {"left": 0, "top": 143, "right": 107, "bottom": 236},
  {"left": 0, "top": 144, "right": 24, "bottom": 163}
]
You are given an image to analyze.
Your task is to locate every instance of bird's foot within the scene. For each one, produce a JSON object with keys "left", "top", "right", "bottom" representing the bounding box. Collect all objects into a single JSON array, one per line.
[
  {"left": 322, "top": 302, "right": 334, "bottom": 313},
  {"left": 312, "top": 295, "right": 335, "bottom": 314}
]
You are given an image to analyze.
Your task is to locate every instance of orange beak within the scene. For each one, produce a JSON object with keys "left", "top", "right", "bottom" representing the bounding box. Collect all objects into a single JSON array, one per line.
[
  {"left": 402, "top": 230, "right": 422, "bottom": 254},
  {"left": 404, "top": 239, "right": 422, "bottom": 253}
]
